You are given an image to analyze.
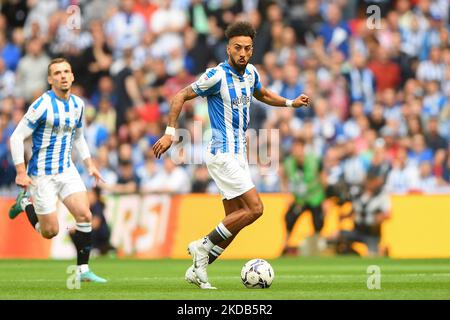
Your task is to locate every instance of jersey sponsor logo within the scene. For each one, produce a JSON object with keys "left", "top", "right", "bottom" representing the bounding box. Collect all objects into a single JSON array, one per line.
[
  {"left": 231, "top": 95, "right": 251, "bottom": 108},
  {"left": 52, "top": 124, "right": 73, "bottom": 134}
]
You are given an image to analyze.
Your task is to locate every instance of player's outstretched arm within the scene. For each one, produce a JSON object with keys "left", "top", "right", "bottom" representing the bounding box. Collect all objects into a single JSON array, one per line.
[
  {"left": 153, "top": 85, "right": 198, "bottom": 159},
  {"left": 9, "top": 119, "right": 34, "bottom": 187},
  {"left": 253, "top": 86, "right": 310, "bottom": 108}
]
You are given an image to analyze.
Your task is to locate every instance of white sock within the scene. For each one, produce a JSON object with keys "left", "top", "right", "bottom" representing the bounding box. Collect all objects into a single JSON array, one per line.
[
  {"left": 201, "top": 237, "right": 215, "bottom": 251},
  {"left": 35, "top": 222, "right": 41, "bottom": 234},
  {"left": 210, "top": 245, "right": 224, "bottom": 258},
  {"left": 215, "top": 222, "right": 232, "bottom": 240},
  {"left": 75, "top": 222, "right": 92, "bottom": 233},
  {"left": 77, "top": 264, "right": 89, "bottom": 274},
  {"left": 20, "top": 197, "right": 31, "bottom": 211}
]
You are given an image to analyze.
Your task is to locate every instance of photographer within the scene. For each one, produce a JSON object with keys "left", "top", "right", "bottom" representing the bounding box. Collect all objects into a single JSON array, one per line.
[{"left": 337, "top": 173, "right": 390, "bottom": 256}]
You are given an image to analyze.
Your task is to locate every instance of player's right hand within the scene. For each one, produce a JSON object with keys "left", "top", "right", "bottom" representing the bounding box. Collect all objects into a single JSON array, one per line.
[
  {"left": 15, "top": 173, "right": 33, "bottom": 188},
  {"left": 152, "top": 135, "right": 173, "bottom": 159}
]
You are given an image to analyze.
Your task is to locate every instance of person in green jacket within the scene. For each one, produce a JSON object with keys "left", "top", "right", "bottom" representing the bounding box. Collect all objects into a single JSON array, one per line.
[{"left": 282, "top": 137, "right": 326, "bottom": 256}]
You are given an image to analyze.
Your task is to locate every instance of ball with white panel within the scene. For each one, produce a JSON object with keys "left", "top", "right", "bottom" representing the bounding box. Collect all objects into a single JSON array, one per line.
[{"left": 241, "top": 259, "right": 275, "bottom": 289}]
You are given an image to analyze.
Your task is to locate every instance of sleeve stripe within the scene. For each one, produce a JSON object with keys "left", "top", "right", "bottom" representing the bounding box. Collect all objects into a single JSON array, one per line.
[
  {"left": 206, "top": 68, "right": 217, "bottom": 78},
  {"left": 31, "top": 96, "right": 44, "bottom": 110}
]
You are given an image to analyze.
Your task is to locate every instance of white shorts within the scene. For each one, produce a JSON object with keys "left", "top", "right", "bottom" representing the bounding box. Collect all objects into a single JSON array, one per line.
[
  {"left": 205, "top": 151, "right": 255, "bottom": 200},
  {"left": 28, "top": 165, "right": 87, "bottom": 215}
]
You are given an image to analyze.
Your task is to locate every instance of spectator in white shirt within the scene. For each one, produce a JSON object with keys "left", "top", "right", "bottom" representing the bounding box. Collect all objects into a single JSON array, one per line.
[
  {"left": 105, "top": 0, "right": 146, "bottom": 58},
  {"left": 417, "top": 46, "right": 445, "bottom": 83},
  {"left": 0, "top": 58, "right": 15, "bottom": 99},
  {"left": 141, "top": 156, "right": 191, "bottom": 194},
  {"left": 416, "top": 160, "right": 438, "bottom": 193},
  {"left": 385, "top": 147, "right": 420, "bottom": 193}
]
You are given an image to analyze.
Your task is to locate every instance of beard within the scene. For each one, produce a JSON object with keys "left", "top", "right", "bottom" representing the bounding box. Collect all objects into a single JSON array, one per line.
[{"left": 229, "top": 56, "right": 248, "bottom": 73}]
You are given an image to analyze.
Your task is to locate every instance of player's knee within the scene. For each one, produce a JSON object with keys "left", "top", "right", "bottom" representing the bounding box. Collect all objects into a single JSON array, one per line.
[
  {"left": 41, "top": 227, "right": 59, "bottom": 239},
  {"left": 75, "top": 211, "right": 92, "bottom": 223}
]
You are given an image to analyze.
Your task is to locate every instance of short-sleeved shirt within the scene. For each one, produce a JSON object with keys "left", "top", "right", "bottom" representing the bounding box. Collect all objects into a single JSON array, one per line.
[{"left": 191, "top": 61, "right": 262, "bottom": 155}]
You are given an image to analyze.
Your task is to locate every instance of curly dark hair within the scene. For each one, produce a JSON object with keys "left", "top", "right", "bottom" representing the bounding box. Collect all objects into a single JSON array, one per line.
[{"left": 224, "top": 21, "right": 256, "bottom": 41}]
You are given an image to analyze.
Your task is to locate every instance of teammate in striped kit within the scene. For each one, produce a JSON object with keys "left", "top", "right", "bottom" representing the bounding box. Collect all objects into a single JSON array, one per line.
[
  {"left": 153, "top": 22, "right": 310, "bottom": 289},
  {"left": 8, "top": 58, "right": 107, "bottom": 283}
]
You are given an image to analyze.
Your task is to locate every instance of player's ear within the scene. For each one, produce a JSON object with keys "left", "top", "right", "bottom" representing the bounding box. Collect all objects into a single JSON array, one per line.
[
  {"left": 47, "top": 75, "right": 52, "bottom": 86},
  {"left": 226, "top": 44, "right": 230, "bottom": 57}
]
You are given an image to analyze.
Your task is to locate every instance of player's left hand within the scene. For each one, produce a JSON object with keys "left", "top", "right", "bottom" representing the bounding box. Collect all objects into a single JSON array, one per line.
[
  {"left": 292, "top": 94, "right": 310, "bottom": 108},
  {"left": 88, "top": 165, "right": 105, "bottom": 186}
]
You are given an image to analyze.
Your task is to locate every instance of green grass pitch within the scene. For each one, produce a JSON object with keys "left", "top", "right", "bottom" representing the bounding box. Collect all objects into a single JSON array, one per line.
[{"left": 1, "top": 257, "right": 449, "bottom": 300}]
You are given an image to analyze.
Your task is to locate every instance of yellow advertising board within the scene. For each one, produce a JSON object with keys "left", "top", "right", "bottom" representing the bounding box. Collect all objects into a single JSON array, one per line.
[
  {"left": 170, "top": 194, "right": 293, "bottom": 259},
  {"left": 382, "top": 195, "right": 450, "bottom": 258},
  {"left": 1, "top": 194, "right": 450, "bottom": 259}
]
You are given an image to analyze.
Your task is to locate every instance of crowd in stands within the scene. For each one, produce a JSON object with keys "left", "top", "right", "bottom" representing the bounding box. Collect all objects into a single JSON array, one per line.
[{"left": 0, "top": 0, "right": 449, "bottom": 198}]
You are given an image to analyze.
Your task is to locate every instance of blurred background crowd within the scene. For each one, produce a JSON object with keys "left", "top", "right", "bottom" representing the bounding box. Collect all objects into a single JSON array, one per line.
[{"left": 0, "top": 0, "right": 449, "bottom": 201}]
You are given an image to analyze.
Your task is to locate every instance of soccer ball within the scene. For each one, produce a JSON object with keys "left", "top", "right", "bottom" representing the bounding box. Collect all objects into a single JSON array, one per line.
[{"left": 241, "top": 259, "right": 274, "bottom": 289}]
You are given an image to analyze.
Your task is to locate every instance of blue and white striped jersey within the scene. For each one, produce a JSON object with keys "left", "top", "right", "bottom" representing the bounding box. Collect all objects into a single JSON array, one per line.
[
  {"left": 191, "top": 61, "right": 262, "bottom": 155},
  {"left": 24, "top": 90, "right": 85, "bottom": 176}
]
